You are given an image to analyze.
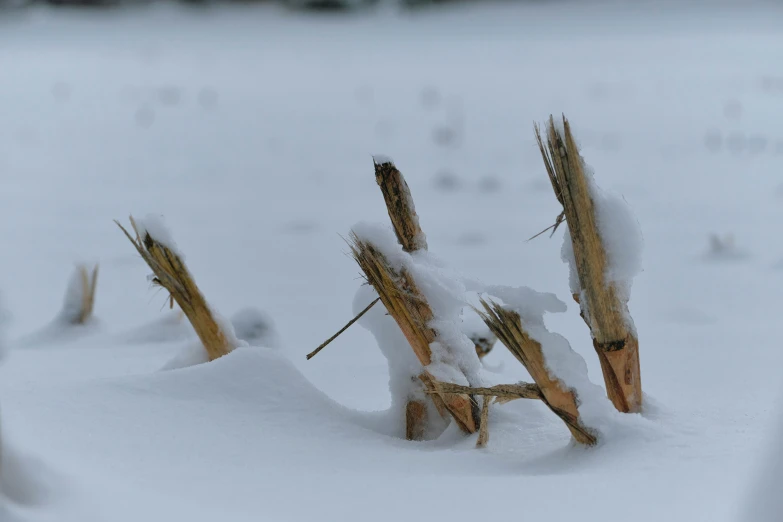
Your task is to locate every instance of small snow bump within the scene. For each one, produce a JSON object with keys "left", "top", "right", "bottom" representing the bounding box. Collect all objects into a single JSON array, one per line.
[{"left": 372, "top": 155, "right": 394, "bottom": 165}]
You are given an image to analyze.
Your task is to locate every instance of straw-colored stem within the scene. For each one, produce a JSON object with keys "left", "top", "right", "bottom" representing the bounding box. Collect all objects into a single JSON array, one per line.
[
  {"left": 351, "top": 236, "right": 478, "bottom": 434},
  {"left": 374, "top": 159, "right": 428, "bottom": 253},
  {"left": 535, "top": 115, "right": 642, "bottom": 413},
  {"left": 371, "top": 159, "right": 480, "bottom": 437},
  {"left": 70, "top": 264, "right": 99, "bottom": 325},
  {"left": 478, "top": 299, "right": 597, "bottom": 445},
  {"left": 405, "top": 400, "right": 428, "bottom": 441},
  {"left": 425, "top": 381, "right": 543, "bottom": 402},
  {"left": 116, "top": 216, "right": 231, "bottom": 362}
]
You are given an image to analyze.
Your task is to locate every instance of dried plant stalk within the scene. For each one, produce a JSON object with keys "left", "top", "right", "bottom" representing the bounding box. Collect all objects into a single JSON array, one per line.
[
  {"left": 535, "top": 115, "right": 642, "bottom": 414},
  {"left": 426, "top": 380, "right": 542, "bottom": 448},
  {"left": 405, "top": 400, "right": 428, "bottom": 441},
  {"left": 476, "top": 397, "right": 490, "bottom": 448},
  {"left": 69, "top": 264, "right": 99, "bottom": 325},
  {"left": 116, "top": 216, "right": 232, "bottom": 362},
  {"left": 478, "top": 299, "right": 597, "bottom": 445},
  {"left": 425, "top": 381, "right": 543, "bottom": 402},
  {"left": 350, "top": 236, "right": 478, "bottom": 434},
  {"left": 374, "top": 159, "right": 428, "bottom": 253},
  {"left": 371, "top": 159, "right": 479, "bottom": 437}
]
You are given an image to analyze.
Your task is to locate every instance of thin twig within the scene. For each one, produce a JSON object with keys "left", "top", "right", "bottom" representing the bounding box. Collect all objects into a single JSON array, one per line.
[
  {"left": 424, "top": 381, "right": 543, "bottom": 402},
  {"left": 476, "top": 396, "right": 491, "bottom": 448},
  {"left": 527, "top": 211, "right": 566, "bottom": 241},
  {"left": 306, "top": 297, "right": 380, "bottom": 360}
]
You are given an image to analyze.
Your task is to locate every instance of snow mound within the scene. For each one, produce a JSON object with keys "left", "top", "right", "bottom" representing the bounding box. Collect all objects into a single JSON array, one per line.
[
  {"left": 230, "top": 307, "right": 278, "bottom": 348},
  {"left": 702, "top": 233, "right": 749, "bottom": 262}
]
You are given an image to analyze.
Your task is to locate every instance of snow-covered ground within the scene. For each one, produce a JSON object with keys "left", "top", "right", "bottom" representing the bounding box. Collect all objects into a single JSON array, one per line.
[{"left": 1, "top": 1, "right": 782, "bottom": 519}]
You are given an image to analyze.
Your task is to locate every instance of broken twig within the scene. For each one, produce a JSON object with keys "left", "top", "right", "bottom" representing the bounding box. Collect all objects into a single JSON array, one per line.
[{"left": 307, "top": 297, "right": 380, "bottom": 360}]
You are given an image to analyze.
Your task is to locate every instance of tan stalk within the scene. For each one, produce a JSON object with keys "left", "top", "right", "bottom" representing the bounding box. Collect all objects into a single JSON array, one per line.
[
  {"left": 535, "top": 115, "right": 642, "bottom": 413},
  {"left": 478, "top": 298, "right": 597, "bottom": 445},
  {"left": 425, "top": 381, "right": 543, "bottom": 402},
  {"left": 71, "top": 264, "right": 99, "bottom": 325},
  {"left": 476, "top": 397, "right": 491, "bottom": 448},
  {"left": 350, "top": 236, "right": 478, "bottom": 434},
  {"left": 405, "top": 400, "right": 428, "bottom": 441},
  {"left": 369, "top": 159, "right": 479, "bottom": 438},
  {"left": 374, "top": 159, "right": 428, "bottom": 253},
  {"left": 116, "top": 216, "right": 232, "bottom": 361}
]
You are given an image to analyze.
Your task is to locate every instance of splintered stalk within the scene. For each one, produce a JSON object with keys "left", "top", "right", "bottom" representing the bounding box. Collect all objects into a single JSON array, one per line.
[
  {"left": 116, "top": 216, "right": 232, "bottom": 362},
  {"left": 535, "top": 115, "right": 642, "bottom": 413},
  {"left": 374, "top": 159, "right": 428, "bottom": 253},
  {"left": 478, "top": 298, "right": 597, "bottom": 445},
  {"left": 67, "top": 264, "right": 99, "bottom": 325},
  {"left": 350, "top": 236, "right": 479, "bottom": 434},
  {"left": 368, "top": 158, "right": 478, "bottom": 438}
]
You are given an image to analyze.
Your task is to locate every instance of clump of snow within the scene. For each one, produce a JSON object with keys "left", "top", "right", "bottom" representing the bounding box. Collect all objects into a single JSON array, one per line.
[
  {"left": 372, "top": 154, "right": 394, "bottom": 165},
  {"left": 558, "top": 164, "right": 643, "bottom": 298},
  {"left": 230, "top": 307, "right": 278, "bottom": 348},
  {"left": 352, "top": 222, "right": 409, "bottom": 269},
  {"left": 409, "top": 253, "right": 482, "bottom": 387},
  {"left": 459, "top": 306, "right": 496, "bottom": 360},
  {"left": 585, "top": 167, "right": 644, "bottom": 294},
  {"left": 702, "top": 233, "right": 748, "bottom": 262},
  {"left": 459, "top": 305, "right": 490, "bottom": 341},
  {"left": 134, "top": 214, "right": 183, "bottom": 259},
  {"left": 590, "top": 180, "right": 643, "bottom": 286},
  {"left": 484, "top": 285, "right": 567, "bottom": 319}
]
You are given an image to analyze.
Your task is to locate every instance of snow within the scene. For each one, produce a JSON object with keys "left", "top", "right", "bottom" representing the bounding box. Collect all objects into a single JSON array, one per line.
[
  {"left": 739, "top": 400, "right": 783, "bottom": 521},
  {"left": 133, "top": 214, "right": 183, "bottom": 258},
  {"left": 0, "top": 1, "right": 781, "bottom": 520},
  {"left": 587, "top": 169, "right": 644, "bottom": 314},
  {"left": 372, "top": 155, "right": 394, "bottom": 165},
  {"left": 230, "top": 307, "right": 277, "bottom": 347}
]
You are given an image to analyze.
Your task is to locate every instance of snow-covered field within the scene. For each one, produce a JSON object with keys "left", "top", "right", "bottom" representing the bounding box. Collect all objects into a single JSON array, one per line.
[{"left": 1, "top": 1, "right": 782, "bottom": 520}]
